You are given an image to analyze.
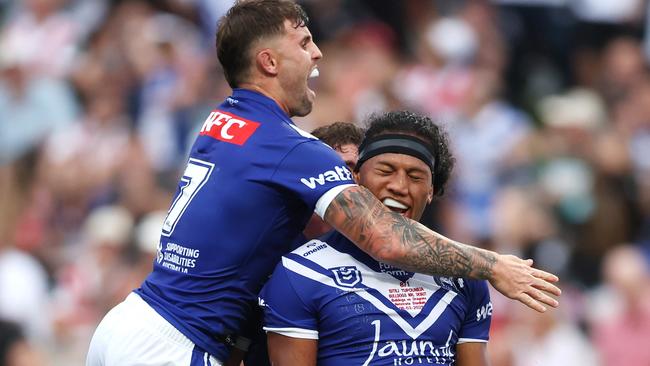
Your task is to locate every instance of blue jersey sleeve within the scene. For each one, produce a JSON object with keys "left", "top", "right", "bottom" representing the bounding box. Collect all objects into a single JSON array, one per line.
[
  {"left": 260, "top": 260, "right": 319, "bottom": 339},
  {"left": 458, "top": 280, "right": 492, "bottom": 343},
  {"left": 272, "top": 140, "right": 355, "bottom": 217}
]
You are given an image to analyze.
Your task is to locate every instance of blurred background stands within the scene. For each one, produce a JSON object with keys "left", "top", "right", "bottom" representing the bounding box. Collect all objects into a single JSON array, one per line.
[{"left": 1, "top": 0, "right": 650, "bottom": 365}]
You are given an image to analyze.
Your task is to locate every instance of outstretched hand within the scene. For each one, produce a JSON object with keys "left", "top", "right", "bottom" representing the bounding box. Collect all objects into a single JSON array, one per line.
[{"left": 488, "top": 255, "right": 561, "bottom": 312}]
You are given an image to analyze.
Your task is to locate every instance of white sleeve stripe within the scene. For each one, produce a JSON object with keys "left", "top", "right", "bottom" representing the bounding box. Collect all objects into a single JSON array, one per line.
[
  {"left": 263, "top": 327, "right": 319, "bottom": 340},
  {"left": 457, "top": 338, "right": 488, "bottom": 344},
  {"left": 314, "top": 184, "right": 357, "bottom": 219}
]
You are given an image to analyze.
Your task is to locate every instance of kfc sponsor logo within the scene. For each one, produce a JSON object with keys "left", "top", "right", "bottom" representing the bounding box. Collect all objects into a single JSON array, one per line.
[
  {"left": 300, "top": 166, "right": 353, "bottom": 189},
  {"left": 199, "top": 110, "right": 260, "bottom": 145}
]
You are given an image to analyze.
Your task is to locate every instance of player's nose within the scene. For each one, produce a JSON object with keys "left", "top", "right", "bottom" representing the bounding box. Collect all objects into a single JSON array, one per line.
[
  {"left": 311, "top": 43, "right": 323, "bottom": 61},
  {"left": 386, "top": 171, "right": 408, "bottom": 196}
]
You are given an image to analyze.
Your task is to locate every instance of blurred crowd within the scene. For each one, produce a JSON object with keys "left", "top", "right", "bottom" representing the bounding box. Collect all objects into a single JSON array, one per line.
[{"left": 1, "top": 0, "right": 650, "bottom": 365}]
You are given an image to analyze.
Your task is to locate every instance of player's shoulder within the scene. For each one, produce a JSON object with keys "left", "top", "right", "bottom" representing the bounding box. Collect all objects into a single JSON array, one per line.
[
  {"left": 284, "top": 231, "right": 350, "bottom": 267},
  {"left": 287, "top": 238, "right": 332, "bottom": 261},
  {"left": 284, "top": 122, "right": 319, "bottom": 140},
  {"left": 199, "top": 94, "right": 320, "bottom": 145},
  {"left": 281, "top": 126, "right": 336, "bottom": 159}
]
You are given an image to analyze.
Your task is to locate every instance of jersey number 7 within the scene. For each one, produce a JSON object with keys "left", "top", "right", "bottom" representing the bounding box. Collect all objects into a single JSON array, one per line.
[{"left": 162, "top": 158, "right": 215, "bottom": 237}]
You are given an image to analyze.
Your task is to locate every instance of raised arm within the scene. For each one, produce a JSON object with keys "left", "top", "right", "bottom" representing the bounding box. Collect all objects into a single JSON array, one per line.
[{"left": 324, "top": 185, "right": 561, "bottom": 312}]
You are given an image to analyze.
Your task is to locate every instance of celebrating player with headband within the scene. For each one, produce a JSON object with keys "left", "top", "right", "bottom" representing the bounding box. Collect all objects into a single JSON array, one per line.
[{"left": 261, "top": 111, "right": 492, "bottom": 365}]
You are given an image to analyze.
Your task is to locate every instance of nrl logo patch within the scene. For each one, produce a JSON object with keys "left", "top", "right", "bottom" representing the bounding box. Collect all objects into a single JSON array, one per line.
[{"left": 331, "top": 266, "right": 362, "bottom": 288}]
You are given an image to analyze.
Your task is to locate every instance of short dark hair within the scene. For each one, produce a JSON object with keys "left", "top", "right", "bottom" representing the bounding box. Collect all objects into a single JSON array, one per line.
[
  {"left": 362, "top": 111, "right": 455, "bottom": 197},
  {"left": 216, "top": 0, "right": 309, "bottom": 88},
  {"left": 311, "top": 122, "right": 364, "bottom": 150}
]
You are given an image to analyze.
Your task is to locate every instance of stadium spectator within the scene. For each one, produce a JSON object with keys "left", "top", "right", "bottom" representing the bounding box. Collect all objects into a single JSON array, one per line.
[
  {"left": 0, "top": 0, "right": 81, "bottom": 79},
  {"left": 0, "top": 41, "right": 79, "bottom": 165},
  {"left": 591, "top": 245, "right": 650, "bottom": 366},
  {"left": 0, "top": 319, "right": 45, "bottom": 366},
  {"left": 0, "top": 238, "right": 51, "bottom": 344},
  {"left": 445, "top": 66, "right": 534, "bottom": 245},
  {"left": 507, "top": 303, "right": 600, "bottom": 366}
]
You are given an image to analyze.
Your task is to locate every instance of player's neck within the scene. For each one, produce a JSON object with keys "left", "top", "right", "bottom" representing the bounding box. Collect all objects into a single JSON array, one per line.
[{"left": 237, "top": 81, "right": 290, "bottom": 116}]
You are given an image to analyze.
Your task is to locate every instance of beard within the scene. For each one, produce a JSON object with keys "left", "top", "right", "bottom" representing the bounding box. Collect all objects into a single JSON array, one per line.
[
  {"left": 289, "top": 91, "right": 313, "bottom": 117},
  {"left": 280, "top": 72, "right": 314, "bottom": 117}
]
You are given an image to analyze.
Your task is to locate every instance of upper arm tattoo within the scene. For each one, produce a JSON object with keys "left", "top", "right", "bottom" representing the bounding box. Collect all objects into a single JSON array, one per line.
[{"left": 325, "top": 186, "right": 496, "bottom": 279}]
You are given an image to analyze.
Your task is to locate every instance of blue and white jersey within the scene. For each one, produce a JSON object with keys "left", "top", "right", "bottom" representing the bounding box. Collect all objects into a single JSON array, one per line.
[
  {"left": 135, "top": 89, "right": 356, "bottom": 361},
  {"left": 260, "top": 231, "right": 492, "bottom": 366}
]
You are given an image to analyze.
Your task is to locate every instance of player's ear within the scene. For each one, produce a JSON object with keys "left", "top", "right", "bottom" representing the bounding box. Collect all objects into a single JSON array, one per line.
[
  {"left": 256, "top": 48, "right": 279, "bottom": 76},
  {"left": 427, "top": 184, "right": 434, "bottom": 204}
]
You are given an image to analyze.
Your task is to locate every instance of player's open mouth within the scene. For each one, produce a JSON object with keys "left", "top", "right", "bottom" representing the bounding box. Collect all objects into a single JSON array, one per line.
[
  {"left": 307, "top": 67, "right": 319, "bottom": 96},
  {"left": 383, "top": 198, "right": 409, "bottom": 215}
]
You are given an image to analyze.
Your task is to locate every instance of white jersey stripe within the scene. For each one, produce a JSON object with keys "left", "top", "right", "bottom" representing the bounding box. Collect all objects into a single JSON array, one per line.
[
  {"left": 282, "top": 257, "right": 456, "bottom": 339},
  {"left": 290, "top": 244, "right": 443, "bottom": 317},
  {"left": 457, "top": 338, "right": 489, "bottom": 344},
  {"left": 263, "top": 326, "right": 319, "bottom": 339},
  {"left": 314, "top": 184, "right": 357, "bottom": 219}
]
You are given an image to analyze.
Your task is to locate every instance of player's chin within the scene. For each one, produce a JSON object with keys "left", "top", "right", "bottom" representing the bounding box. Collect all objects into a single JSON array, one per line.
[{"left": 292, "top": 97, "right": 314, "bottom": 117}]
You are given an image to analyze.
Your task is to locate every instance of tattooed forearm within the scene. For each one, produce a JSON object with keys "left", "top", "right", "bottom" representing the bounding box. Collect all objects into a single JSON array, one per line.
[
  {"left": 411, "top": 224, "right": 497, "bottom": 279},
  {"left": 325, "top": 186, "right": 498, "bottom": 280}
]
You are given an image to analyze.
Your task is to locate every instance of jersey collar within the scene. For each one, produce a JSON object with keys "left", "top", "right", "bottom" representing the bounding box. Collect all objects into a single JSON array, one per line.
[{"left": 231, "top": 88, "right": 293, "bottom": 123}]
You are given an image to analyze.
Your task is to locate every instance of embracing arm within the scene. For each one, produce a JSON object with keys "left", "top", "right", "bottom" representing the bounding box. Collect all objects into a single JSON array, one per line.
[
  {"left": 267, "top": 332, "right": 317, "bottom": 366},
  {"left": 323, "top": 186, "right": 560, "bottom": 312}
]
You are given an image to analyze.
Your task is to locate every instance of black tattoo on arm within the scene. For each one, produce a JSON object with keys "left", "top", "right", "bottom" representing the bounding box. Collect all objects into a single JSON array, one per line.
[{"left": 325, "top": 186, "right": 497, "bottom": 279}]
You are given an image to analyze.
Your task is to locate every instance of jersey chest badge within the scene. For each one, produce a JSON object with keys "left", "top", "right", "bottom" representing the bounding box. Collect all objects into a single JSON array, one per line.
[
  {"left": 331, "top": 266, "right": 362, "bottom": 288},
  {"left": 199, "top": 110, "right": 260, "bottom": 145}
]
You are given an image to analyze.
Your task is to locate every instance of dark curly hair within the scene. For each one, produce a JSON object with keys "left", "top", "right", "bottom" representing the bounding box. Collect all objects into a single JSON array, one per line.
[{"left": 361, "top": 110, "right": 455, "bottom": 197}]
